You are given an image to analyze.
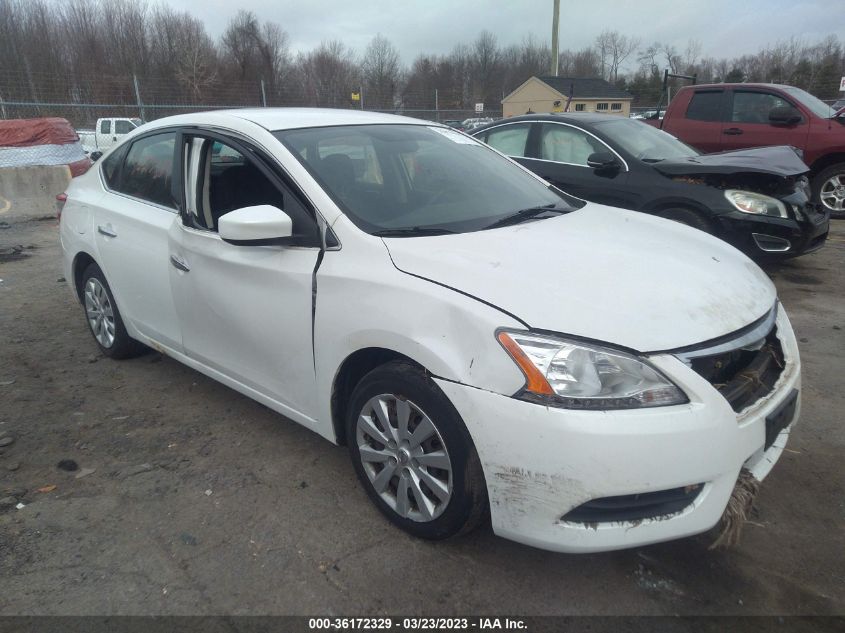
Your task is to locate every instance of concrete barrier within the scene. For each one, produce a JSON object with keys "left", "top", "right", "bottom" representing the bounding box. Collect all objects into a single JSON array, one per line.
[{"left": 0, "top": 164, "right": 71, "bottom": 220}]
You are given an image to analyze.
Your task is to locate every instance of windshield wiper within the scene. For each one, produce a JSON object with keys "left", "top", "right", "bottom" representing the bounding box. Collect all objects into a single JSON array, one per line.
[
  {"left": 372, "top": 226, "right": 457, "bottom": 237},
  {"left": 483, "top": 204, "right": 566, "bottom": 229}
]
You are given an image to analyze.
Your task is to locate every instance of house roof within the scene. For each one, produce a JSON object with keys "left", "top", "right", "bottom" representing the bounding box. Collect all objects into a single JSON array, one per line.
[{"left": 531, "top": 76, "right": 633, "bottom": 100}]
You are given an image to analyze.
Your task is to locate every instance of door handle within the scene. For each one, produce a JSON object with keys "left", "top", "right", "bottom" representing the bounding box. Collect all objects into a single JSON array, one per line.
[
  {"left": 170, "top": 254, "right": 190, "bottom": 272},
  {"left": 723, "top": 127, "right": 744, "bottom": 135},
  {"left": 97, "top": 224, "right": 117, "bottom": 238}
]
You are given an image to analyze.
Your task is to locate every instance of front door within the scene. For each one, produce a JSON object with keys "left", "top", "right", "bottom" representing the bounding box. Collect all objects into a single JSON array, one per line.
[
  {"left": 521, "top": 122, "right": 634, "bottom": 208},
  {"left": 168, "top": 133, "right": 321, "bottom": 418},
  {"left": 720, "top": 89, "right": 810, "bottom": 152}
]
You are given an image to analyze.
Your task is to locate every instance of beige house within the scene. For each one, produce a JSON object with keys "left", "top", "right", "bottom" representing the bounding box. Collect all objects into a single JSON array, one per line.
[{"left": 502, "top": 76, "right": 634, "bottom": 117}]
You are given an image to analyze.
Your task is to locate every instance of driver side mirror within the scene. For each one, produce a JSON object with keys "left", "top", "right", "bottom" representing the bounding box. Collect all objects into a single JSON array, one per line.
[
  {"left": 90, "top": 150, "right": 103, "bottom": 161},
  {"left": 587, "top": 152, "right": 620, "bottom": 171},
  {"left": 769, "top": 106, "right": 801, "bottom": 126},
  {"left": 218, "top": 205, "right": 293, "bottom": 246}
]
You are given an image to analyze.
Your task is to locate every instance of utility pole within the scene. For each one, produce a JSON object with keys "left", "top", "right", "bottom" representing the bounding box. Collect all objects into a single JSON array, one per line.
[
  {"left": 260, "top": 79, "right": 267, "bottom": 107},
  {"left": 360, "top": 86, "right": 364, "bottom": 110},
  {"left": 435, "top": 88, "right": 439, "bottom": 122},
  {"left": 551, "top": 0, "right": 560, "bottom": 76},
  {"left": 132, "top": 74, "right": 146, "bottom": 122}
]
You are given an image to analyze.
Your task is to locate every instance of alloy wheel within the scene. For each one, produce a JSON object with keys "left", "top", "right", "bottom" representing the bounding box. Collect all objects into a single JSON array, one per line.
[
  {"left": 355, "top": 394, "right": 453, "bottom": 522},
  {"left": 820, "top": 174, "right": 845, "bottom": 212},
  {"left": 84, "top": 277, "right": 115, "bottom": 348}
]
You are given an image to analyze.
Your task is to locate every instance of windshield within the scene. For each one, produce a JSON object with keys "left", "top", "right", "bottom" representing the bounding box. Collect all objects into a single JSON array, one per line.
[
  {"left": 782, "top": 86, "right": 835, "bottom": 118},
  {"left": 592, "top": 118, "right": 698, "bottom": 162},
  {"left": 275, "top": 124, "right": 580, "bottom": 234}
]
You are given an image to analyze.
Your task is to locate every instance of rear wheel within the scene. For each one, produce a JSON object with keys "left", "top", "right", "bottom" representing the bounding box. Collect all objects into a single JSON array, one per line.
[
  {"left": 656, "top": 207, "right": 713, "bottom": 233},
  {"left": 80, "top": 263, "right": 145, "bottom": 359},
  {"left": 346, "top": 360, "right": 487, "bottom": 540},
  {"left": 812, "top": 163, "right": 845, "bottom": 217}
]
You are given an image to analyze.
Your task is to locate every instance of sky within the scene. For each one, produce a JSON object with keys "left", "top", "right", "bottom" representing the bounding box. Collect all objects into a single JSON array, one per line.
[{"left": 168, "top": 0, "right": 840, "bottom": 70}]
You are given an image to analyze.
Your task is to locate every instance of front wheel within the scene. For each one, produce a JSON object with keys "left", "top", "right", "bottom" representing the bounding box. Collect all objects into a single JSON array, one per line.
[{"left": 346, "top": 361, "right": 487, "bottom": 540}]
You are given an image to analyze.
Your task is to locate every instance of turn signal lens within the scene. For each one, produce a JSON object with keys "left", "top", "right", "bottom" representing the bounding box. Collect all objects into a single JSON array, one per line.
[{"left": 497, "top": 331, "right": 554, "bottom": 395}]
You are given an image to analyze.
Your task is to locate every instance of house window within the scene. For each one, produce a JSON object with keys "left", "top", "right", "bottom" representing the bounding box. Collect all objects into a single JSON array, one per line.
[
  {"left": 596, "top": 103, "right": 609, "bottom": 111},
  {"left": 574, "top": 103, "right": 585, "bottom": 112},
  {"left": 611, "top": 103, "right": 622, "bottom": 111}
]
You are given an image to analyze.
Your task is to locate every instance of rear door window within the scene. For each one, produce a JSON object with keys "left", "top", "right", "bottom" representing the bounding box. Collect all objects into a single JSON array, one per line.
[
  {"left": 114, "top": 132, "right": 178, "bottom": 209},
  {"left": 484, "top": 124, "right": 531, "bottom": 157},
  {"left": 685, "top": 91, "right": 724, "bottom": 121},
  {"left": 101, "top": 146, "right": 127, "bottom": 189}
]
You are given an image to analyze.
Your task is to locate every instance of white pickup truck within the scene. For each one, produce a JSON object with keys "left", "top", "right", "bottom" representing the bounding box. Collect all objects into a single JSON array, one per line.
[{"left": 78, "top": 117, "right": 142, "bottom": 155}]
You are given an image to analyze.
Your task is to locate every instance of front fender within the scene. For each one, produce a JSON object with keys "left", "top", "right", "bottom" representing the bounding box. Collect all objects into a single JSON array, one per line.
[{"left": 313, "top": 237, "right": 526, "bottom": 438}]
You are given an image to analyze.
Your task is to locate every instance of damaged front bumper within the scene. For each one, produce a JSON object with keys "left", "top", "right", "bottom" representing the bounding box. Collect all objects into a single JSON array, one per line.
[
  {"left": 718, "top": 201, "right": 829, "bottom": 260},
  {"left": 435, "top": 308, "right": 801, "bottom": 553}
]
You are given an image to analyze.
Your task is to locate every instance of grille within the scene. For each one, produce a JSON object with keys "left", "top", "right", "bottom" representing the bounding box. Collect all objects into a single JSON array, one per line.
[{"left": 690, "top": 327, "right": 784, "bottom": 412}]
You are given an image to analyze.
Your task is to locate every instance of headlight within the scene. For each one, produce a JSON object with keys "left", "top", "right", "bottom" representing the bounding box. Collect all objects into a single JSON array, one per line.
[
  {"left": 497, "top": 330, "right": 687, "bottom": 409},
  {"left": 724, "top": 190, "right": 788, "bottom": 218}
]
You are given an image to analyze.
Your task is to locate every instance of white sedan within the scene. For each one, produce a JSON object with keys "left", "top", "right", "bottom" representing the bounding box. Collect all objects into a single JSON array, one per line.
[{"left": 59, "top": 109, "right": 800, "bottom": 553}]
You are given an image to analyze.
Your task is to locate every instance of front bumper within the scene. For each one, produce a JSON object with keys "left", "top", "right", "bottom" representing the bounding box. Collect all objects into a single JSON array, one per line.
[
  {"left": 719, "top": 204, "right": 829, "bottom": 260},
  {"left": 435, "top": 308, "right": 800, "bottom": 553}
]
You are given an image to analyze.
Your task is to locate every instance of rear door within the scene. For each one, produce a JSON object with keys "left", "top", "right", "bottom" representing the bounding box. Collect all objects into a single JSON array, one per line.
[
  {"left": 662, "top": 89, "right": 726, "bottom": 153},
  {"left": 93, "top": 131, "right": 183, "bottom": 350},
  {"left": 720, "top": 88, "right": 810, "bottom": 152}
]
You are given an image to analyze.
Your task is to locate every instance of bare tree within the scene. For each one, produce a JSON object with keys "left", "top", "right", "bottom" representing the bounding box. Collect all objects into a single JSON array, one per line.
[
  {"left": 472, "top": 30, "right": 500, "bottom": 104},
  {"left": 293, "top": 40, "right": 359, "bottom": 107},
  {"left": 595, "top": 30, "right": 640, "bottom": 81},
  {"left": 361, "top": 34, "right": 401, "bottom": 109}
]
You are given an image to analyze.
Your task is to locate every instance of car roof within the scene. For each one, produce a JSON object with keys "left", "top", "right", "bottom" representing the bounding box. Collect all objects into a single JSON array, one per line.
[
  {"left": 134, "top": 108, "right": 434, "bottom": 133},
  {"left": 679, "top": 82, "right": 798, "bottom": 91},
  {"left": 471, "top": 112, "right": 623, "bottom": 132}
]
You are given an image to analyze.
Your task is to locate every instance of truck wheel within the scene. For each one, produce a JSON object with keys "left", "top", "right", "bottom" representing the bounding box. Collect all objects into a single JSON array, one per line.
[
  {"left": 812, "top": 163, "right": 845, "bottom": 217},
  {"left": 655, "top": 208, "right": 713, "bottom": 233}
]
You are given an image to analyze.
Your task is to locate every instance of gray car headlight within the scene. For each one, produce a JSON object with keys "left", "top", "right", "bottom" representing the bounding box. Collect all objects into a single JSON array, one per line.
[
  {"left": 497, "top": 330, "right": 688, "bottom": 409},
  {"left": 724, "top": 189, "right": 788, "bottom": 218}
]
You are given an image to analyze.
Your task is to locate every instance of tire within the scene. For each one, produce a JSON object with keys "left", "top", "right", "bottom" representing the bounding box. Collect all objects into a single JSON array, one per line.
[
  {"left": 656, "top": 207, "right": 713, "bottom": 233},
  {"left": 80, "top": 262, "right": 145, "bottom": 359},
  {"left": 811, "top": 163, "right": 845, "bottom": 217},
  {"left": 346, "top": 360, "right": 488, "bottom": 540}
]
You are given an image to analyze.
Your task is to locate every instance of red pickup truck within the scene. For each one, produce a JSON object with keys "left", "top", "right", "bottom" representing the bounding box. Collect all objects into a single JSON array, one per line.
[{"left": 649, "top": 83, "right": 845, "bottom": 214}]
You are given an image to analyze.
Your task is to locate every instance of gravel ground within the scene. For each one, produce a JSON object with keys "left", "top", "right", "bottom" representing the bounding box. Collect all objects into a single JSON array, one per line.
[{"left": 0, "top": 214, "right": 843, "bottom": 617}]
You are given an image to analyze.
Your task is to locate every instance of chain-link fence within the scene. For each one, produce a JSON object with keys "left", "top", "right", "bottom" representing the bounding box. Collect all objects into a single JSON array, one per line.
[
  {"left": 0, "top": 69, "right": 503, "bottom": 132},
  {"left": 1, "top": 68, "right": 840, "bottom": 134}
]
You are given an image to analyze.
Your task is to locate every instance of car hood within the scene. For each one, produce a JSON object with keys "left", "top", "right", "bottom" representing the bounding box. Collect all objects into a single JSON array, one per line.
[
  {"left": 653, "top": 145, "right": 808, "bottom": 177},
  {"left": 384, "top": 205, "right": 776, "bottom": 352}
]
